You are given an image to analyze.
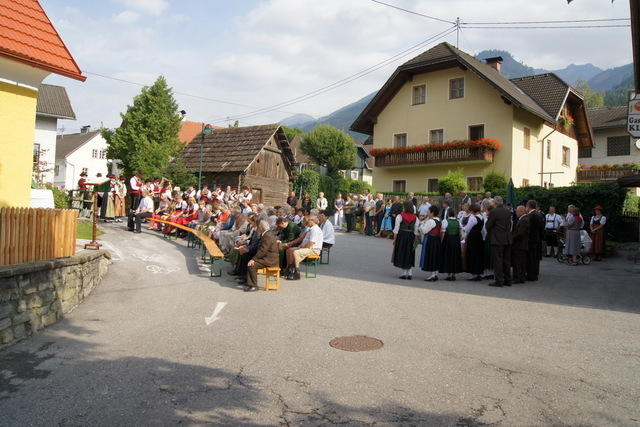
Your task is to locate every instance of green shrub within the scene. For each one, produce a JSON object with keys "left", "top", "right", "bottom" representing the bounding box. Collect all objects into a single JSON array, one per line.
[
  {"left": 483, "top": 170, "right": 508, "bottom": 194},
  {"left": 623, "top": 193, "right": 640, "bottom": 213},
  {"left": 294, "top": 169, "right": 322, "bottom": 203},
  {"left": 438, "top": 169, "right": 466, "bottom": 196},
  {"left": 341, "top": 179, "right": 375, "bottom": 196},
  {"left": 46, "top": 185, "right": 70, "bottom": 209}
]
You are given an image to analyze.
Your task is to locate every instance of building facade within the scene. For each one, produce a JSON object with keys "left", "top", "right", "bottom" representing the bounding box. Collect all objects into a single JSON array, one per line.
[
  {"left": 54, "top": 129, "right": 111, "bottom": 190},
  {"left": 0, "top": 0, "right": 85, "bottom": 207},
  {"left": 351, "top": 43, "right": 592, "bottom": 193}
]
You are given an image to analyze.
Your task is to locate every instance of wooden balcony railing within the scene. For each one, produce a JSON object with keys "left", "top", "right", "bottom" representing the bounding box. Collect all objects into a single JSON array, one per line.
[
  {"left": 576, "top": 167, "right": 639, "bottom": 182},
  {"left": 374, "top": 146, "right": 495, "bottom": 167}
]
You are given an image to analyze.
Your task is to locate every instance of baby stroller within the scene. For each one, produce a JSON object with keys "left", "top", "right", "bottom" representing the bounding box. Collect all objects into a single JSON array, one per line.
[{"left": 557, "top": 230, "right": 592, "bottom": 265}]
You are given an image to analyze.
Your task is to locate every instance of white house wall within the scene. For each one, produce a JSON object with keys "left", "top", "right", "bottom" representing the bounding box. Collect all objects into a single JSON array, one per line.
[
  {"left": 55, "top": 133, "right": 111, "bottom": 189},
  {"left": 34, "top": 115, "right": 57, "bottom": 184},
  {"left": 580, "top": 127, "right": 640, "bottom": 166}
]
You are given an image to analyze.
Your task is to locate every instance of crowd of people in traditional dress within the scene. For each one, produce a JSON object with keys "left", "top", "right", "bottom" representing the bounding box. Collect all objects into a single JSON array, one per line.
[{"left": 77, "top": 171, "right": 608, "bottom": 290}]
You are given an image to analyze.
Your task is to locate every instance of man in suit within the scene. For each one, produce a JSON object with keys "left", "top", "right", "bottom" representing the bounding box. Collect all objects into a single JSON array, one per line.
[
  {"left": 440, "top": 199, "right": 452, "bottom": 220},
  {"left": 512, "top": 206, "right": 530, "bottom": 284},
  {"left": 485, "top": 196, "right": 512, "bottom": 287},
  {"left": 526, "top": 200, "right": 544, "bottom": 281},
  {"left": 232, "top": 214, "right": 262, "bottom": 284},
  {"left": 245, "top": 220, "right": 280, "bottom": 292}
]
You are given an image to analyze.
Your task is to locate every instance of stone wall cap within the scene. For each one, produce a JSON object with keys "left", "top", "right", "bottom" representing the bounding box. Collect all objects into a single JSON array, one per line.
[{"left": 0, "top": 250, "right": 110, "bottom": 278}]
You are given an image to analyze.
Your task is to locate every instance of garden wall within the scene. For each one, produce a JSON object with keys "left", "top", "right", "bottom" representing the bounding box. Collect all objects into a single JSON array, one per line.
[{"left": 0, "top": 250, "right": 110, "bottom": 349}]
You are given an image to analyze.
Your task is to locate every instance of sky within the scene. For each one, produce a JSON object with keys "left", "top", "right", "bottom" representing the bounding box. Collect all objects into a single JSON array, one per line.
[{"left": 41, "top": 0, "right": 633, "bottom": 133}]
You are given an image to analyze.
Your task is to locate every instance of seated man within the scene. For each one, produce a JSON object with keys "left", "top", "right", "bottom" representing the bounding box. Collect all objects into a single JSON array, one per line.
[
  {"left": 318, "top": 210, "right": 335, "bottom": 249},
  {"left": 245, "top": 220, "right": 280, "bottom": 292},
  {"left": 275, "top": 216, "right": 302, "bottom": 268},
  {"left": 219, "top": 214, "right": 250, "bottom": 254},
  {"left": 284, "top": 215, "right": 323, "bottom": 280},
  {"left": 128, "top": 190, "right": 154, "bottom": 233},
  {"left": 232, "top": 216, "right": 261, "bottom": 283}
]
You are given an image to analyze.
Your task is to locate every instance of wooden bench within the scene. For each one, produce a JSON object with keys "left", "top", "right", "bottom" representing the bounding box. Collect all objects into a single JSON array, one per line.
[
  {"left": 302, "top": 254, "right": 321, "bottom": 278},
  {"left": 149, "top": 219, "right": 225, "bottom": 277},
  {"left": 257, "top": 267, "right": 281, "bottom": 291}
]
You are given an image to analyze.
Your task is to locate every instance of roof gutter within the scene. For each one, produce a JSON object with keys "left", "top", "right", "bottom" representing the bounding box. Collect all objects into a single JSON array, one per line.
[{"left": 0, "top": 50, "right": 86, "bottom": 82}]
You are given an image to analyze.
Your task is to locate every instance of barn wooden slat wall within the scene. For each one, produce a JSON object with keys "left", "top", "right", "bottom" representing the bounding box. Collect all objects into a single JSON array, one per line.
[{"left": 0, "top": 208, "right": 78, "bottom": 266}]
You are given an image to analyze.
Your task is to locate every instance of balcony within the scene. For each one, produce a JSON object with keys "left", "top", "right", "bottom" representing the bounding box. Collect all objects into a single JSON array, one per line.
[
  {"left": 374, "top": 146, "right": 495, "bottom": 168},
  {"left": 577, "top": 166, "right": 639, "bottom": 182}
]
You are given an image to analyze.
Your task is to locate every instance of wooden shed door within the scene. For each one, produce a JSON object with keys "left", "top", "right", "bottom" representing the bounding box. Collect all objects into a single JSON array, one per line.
[{"left": 251, "top": 188, "right": 262, "bottom": 204}]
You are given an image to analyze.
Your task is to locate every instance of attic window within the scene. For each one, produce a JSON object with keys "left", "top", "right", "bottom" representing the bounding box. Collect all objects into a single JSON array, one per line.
[
  {"left": 412, "top": 85, "right": 426, "bottom": 105},
  {"left": 449, "top": 78, "right": 464, "bottom": 99}
]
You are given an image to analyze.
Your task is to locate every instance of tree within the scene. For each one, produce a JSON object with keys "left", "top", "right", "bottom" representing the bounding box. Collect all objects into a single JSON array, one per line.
[
  {"left": 162, "top": 157, "right": 196, "bottom": 189},
  {"left": 283, "top": 126, "right": 304, "bottom": 141},
  {"left": 300, "top": 125, "right": 356, "bottom": 174},
  {"left": 438, "top": 169, "right": 466, "bottom": 196},
  {"left": 574, "top": 80, "right": 605, "bottom": 108},
  {"left": 103, "top": 76, "right": 182, "bottom": 178}
]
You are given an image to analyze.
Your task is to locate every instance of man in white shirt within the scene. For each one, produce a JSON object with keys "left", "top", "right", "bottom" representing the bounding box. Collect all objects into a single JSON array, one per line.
[
  {"left": 127, "top": 190, "right": 154, "bottom": 233},
  {"left": 318, "top": 211, "right": 335, "bottom": 247},
  {"left": 364, "top": 194, "right": 376, "bottom": 235},
  {"left": 544, "top": 205, "right": 562, "bottom": 257},
  {"left": 418, "top": 196, "right": 431, "bottom": 219},
  {"left": 285, "top": 215, "right": 323, "bottom": 280},
  {"left": 129, "top": 172, "right": 142, "bottom": 210}
]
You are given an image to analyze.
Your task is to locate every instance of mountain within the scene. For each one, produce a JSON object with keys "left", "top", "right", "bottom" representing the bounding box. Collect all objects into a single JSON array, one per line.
[
  {"left": 552, "top": 63, "right": 602, "bottom": 86},
  {"left": 282, "top": 50, "right": 634, "bottom": 139},
  {"left": 280, "top": 113, "right": 315, "bottom": 127},
  {"left": 587, "top": 63, "right": 634, "bottom": 91}
]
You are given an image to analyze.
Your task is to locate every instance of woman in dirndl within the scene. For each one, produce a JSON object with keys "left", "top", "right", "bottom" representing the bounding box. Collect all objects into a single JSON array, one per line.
[
  {"left": 439, "top": 208, "right": 463, "bottom": 281},
  {"left": 590, "top": 205, "right": 606, "bottom": 261},
  {"left": 419, "top": 205, "right": 441, "bottom": 282},
  {"left": 481, "top": 199, "right": 494, "bottom": 280},
  {"left": 564, "top": 206, "right": 584, "bottom": 266},
  {"left": 463, "top": 204, "right": 484, "bottom": 281},
  {"left": 392, "top": 201, "right": 419, "bottom": 280}
]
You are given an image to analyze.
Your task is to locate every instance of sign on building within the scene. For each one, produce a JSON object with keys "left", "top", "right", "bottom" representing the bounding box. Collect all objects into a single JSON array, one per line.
[{"left": 629, "top": 94, "right": 640, "bottom": 138}]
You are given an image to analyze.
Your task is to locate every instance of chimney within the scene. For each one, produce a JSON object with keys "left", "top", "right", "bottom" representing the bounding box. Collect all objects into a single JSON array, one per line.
[
  {"left": 80, "top": 125, "right": 91, "bottom": 134},
  {"left": 484, "top": 56, "right": 503, "bottom": 73}
]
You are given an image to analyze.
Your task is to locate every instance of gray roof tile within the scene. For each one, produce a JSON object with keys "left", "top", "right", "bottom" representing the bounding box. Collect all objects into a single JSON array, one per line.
[{"left": 36, "top": 84, "right": 75, "bottom": 119}]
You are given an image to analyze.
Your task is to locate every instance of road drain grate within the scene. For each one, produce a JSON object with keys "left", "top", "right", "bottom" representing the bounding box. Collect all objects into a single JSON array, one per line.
[{"left": 329, "top": 336, "right": 384, "bottom": 352}]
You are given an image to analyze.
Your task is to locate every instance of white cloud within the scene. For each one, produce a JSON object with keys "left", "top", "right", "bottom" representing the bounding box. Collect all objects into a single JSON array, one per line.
[
  {"left": 114, "top": 0, "right": 169, "bottom": 16},
  {"left": 112, "top": 10, "right": 140, "bottom": 24}
]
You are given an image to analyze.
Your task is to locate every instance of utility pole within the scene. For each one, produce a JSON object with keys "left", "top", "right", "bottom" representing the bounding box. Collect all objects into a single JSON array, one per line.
[{"left": 456, "top": 17, "right": 461, "bottom": 48}]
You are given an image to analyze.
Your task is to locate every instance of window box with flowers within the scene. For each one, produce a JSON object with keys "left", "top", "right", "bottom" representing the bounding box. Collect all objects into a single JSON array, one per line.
[
  {"left": 370, "top": 138, "right": 500, "bottom": 167},
  {"left": 576, "top": 163, "right": 640, "bottom": 182},
  {"left": 558, "top": 112, "right": 575, "bottom": 132}
]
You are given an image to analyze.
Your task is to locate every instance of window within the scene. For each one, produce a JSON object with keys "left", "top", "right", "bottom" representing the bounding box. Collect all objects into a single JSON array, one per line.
[
  {"left": 350, "top": 171, "right": 359, "bottom": 180},
  {"left": 54, "top": 165, "right": 60, "bottom": 176},
  {"left": 523, "top": 127, "right": 531, "bottom": 150},
  {"left": 467, "top": 177, "right": 483, "bottom": 192},
  {"left": 412, "top": 85, "right": 426, "bottom": 105},
  {"left": 606, "top": 136, "right": 631, "bottom": 156},
  {"left": 393, "top": 180, "right": 406, "bottom": 193},
  {"left": 522, "top": 178, "right": 530, "bottom": 187},
  {"left": 394, "top": 133, "right": 407, "bottom": 148},
  {"left": 100, "top": 150, "right": 107, "bottom": 159},
  {"left": 449, "top": 78, "right": 464, "bottom": 99},
  {"left": 469, "top": 125, "right": 484, "bottom": 141},
  {"left": 546, "top": 140, "right": 551, "bottom": 159},
  {"left": 562, "top": 146, "right": 570, "bottom": 167},
  {"left": 82, "top": 168, "right": 88, "bottom": 175},
  {"left": 92, "top": 149, "right": 98, "bottom": 158},
  {"left": 578, "top": 147, "right": 592, "bottom": 158},
  {"left": 427, "top": 178, "right": 439, "bottom": 193},
  {"left": 33, "top": 143, "right": 41, "bottom": 164},
  {"left": 429, "top": 129, "right": 444, "bottom": 144}
]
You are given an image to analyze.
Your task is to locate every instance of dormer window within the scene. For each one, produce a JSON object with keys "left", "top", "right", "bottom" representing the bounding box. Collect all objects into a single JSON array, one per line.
[{"left": 412, "top": 85, "right": 426, "bottom": 105}]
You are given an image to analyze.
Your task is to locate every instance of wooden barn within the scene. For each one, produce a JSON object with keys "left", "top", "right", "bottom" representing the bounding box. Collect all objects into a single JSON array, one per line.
[{"left": 180, "top": 124, "right": 295, "bottom": 206}]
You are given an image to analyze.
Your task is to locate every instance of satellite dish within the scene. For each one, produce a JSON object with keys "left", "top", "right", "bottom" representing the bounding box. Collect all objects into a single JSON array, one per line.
[{"left": 635, "top": 139, "right": 640, "bottom": 150}]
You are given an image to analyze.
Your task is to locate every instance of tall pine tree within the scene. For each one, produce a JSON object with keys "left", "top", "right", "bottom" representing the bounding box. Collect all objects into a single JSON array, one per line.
[{"left": 103, "top": 76, "right": 182, "bottom": 177}]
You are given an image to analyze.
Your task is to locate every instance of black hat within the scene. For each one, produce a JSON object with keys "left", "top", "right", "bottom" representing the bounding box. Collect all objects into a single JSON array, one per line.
[{"left": 80, "top": 172, "right": 87, "bottom": 177}]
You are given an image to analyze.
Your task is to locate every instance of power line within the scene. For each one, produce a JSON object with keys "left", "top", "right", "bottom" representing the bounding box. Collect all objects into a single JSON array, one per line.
[
  {"left": 462, "top": 24, "right": 631, "bottom": 29},
  {"left": 83, "top": 71, "right": 297, "bottom": 115},
  {"left": 368, "top": 0, "right": 454, "bottom": 24},
  {"left": 464, "top": 17, "right": 630, "bottom": 25},
  {"left": 206, "top": 25, "right": 458, "bottom": 124}
]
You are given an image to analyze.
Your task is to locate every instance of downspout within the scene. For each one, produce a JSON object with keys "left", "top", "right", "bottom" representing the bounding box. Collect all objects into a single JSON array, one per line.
[{"left": 540, "top": 128, "right": 556, "bottom": 186}]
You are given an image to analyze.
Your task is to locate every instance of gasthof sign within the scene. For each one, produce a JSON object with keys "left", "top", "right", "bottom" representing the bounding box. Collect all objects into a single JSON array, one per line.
[{"left": 629, "top": 95, "right": 640, "bottom": 138}]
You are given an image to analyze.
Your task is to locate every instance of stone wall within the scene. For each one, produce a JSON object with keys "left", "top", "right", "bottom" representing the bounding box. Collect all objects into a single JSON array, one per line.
[{"left": 0, "top": 250, "right": 110, "bottom": 349}]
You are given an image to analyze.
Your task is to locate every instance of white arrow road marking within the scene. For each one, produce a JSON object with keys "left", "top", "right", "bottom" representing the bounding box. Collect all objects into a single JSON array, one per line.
[{"left": 205, "top": 302, "right": 227, "bottom": 325}]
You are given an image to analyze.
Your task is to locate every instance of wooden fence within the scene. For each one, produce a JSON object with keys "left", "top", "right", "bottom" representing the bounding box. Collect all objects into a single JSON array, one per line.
[{"left": 0, "top": 208, "right": 78, "bottom": 266}]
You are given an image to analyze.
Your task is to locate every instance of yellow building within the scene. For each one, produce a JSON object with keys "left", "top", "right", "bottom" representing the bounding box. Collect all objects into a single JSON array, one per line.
[
  {"left": 0, "top": 0, "right": 85, "bottom": 207},
  {"left": 351, "top": 42, "right": 593, "bottom": 193}
]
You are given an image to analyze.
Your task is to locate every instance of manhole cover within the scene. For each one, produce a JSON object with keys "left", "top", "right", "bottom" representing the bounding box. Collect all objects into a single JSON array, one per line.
[{"left": 329, "top": 336, "right": 384, "bottom": 352}]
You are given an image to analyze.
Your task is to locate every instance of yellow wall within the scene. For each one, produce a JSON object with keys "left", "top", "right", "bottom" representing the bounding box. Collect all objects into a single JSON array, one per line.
[
  {"left": 370, "top": 66, "right": 579, "bottom": 192},
  {"left": 0, "top": 81, "right": 38, "bottom": 207}
]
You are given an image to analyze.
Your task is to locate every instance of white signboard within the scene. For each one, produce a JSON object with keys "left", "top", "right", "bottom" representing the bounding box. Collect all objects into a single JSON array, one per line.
[{"left": 629, "top": 94, "right": 640, "bottom": 138}]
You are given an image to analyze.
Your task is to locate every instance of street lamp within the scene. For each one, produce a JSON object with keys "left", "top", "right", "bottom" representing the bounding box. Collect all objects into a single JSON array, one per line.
[{"left": 199, "top": 124, "right": 214, "bottom": 190}]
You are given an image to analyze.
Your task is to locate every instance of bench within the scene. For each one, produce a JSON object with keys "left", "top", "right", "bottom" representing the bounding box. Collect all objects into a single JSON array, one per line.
[
  {"left": 302, "top": 254, "right": 321, "bottom": 278},
  {"left": 149, "top": 219, "right": 225, "bottom": 277},
  {"left": 257, "top": 267, "right": 281, "bottom": 291}
]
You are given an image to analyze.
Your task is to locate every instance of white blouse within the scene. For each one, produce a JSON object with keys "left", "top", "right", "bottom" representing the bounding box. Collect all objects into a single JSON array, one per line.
[{"left": 393, "top": 215, "right": 420, "bottom": 235}]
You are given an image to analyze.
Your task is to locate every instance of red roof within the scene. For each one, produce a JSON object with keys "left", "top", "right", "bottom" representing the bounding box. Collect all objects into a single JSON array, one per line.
[
  {"left": 179, "top": 121, "right": 223, "bottom": 144},
  {"left": 0, "top": 0, "right": 85, "bottom": 81}
]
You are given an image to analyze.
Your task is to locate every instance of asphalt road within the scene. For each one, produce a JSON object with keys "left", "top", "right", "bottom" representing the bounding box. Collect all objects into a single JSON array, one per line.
[{"left": 1, "top": 223, "right": 639, "bottom": 426}]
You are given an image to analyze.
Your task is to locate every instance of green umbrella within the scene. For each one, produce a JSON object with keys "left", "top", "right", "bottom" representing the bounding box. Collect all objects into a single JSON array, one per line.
[{"left": 506, "top": 178, "right": 517, "bottom": 207}]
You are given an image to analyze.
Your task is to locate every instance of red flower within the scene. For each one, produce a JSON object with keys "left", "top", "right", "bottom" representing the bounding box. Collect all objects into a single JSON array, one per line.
[{"left": 370, "top": 138, "right": 501, "bottom": 157}]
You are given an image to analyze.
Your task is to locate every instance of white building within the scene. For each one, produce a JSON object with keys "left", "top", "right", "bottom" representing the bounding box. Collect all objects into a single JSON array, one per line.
[
  {"left": 34, "top": 84, "right": 76, "bottom": 185},
  {"left": 54, "top": 127, "right": 113, "bottom": 189}
]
